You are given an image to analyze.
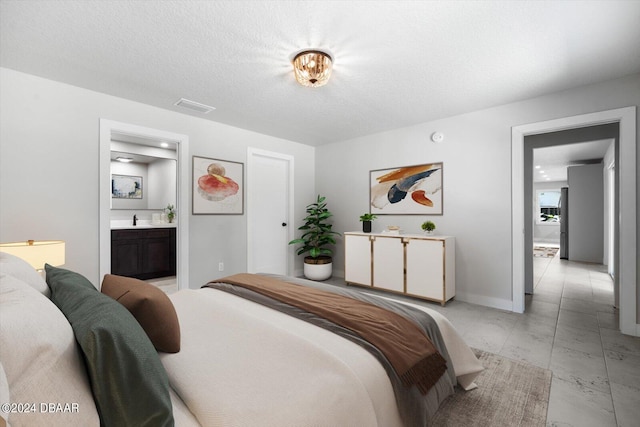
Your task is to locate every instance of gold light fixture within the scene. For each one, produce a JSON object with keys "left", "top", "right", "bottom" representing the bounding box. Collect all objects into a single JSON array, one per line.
[
  {"left": 0, "top": 240, "right": 65, "bottom": 270},
  {"left": 292, "top": 50, "right": 333, "bottom": 88}
]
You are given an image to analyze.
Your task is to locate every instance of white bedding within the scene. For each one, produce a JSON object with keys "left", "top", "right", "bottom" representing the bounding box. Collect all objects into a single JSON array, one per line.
[
  {"left": 170, "top": 388, "right": 201, "bottom": 427},
  {"left": 162, "top": 287, "right": 483, "bottom": 427},
  {"left": 0, "top": 251, "right": 482, "bottom": 426}
]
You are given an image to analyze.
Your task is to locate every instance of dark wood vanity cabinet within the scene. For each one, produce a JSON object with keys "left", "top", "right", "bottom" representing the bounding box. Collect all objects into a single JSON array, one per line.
[{"left": 111, "top": 228, "right": 176, "bottom": 280}]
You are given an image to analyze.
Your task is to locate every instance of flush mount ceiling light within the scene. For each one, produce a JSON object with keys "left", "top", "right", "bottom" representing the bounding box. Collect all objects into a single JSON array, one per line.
[
  {"left": 116, "top": 157, "right": 133, "bottom": 163},
  {"left": 292, "top": 50, "right": 333, "bottom": 88}
]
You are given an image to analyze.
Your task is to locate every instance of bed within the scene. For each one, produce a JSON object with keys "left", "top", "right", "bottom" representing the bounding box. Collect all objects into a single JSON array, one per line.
[{"left": 0, "top": 252, "right": 483, "bottom": 427}]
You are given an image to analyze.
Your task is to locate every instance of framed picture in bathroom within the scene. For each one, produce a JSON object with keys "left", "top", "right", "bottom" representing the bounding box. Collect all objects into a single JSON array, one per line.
[
  {"left": 192, "top": 156, "right": 244, "bottom": 214},
  {"left": 111, "top": 174, "right": 143, "bottom": 199}
]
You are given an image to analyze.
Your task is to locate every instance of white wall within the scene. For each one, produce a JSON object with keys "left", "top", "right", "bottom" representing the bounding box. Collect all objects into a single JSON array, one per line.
[
  {"left": 1, "top": 67, "right": 637, "bottom": 318},
  {"left": 317, "top": 111, "right": 515, "bottom": 309},
  {"left": 568, "top": 163, "right": 604, "bottom": 263},
  {"left": 147, "top": 158, "right": 177, "bottom": 210},
  {"left": 0, "top": 68, "right": 315, "bottom": 287},
  {"left": 316, "top": 72, "right": 640, "bottom": 312}
]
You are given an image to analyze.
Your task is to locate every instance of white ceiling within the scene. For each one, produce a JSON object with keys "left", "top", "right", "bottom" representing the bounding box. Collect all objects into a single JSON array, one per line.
[
  {"left": 1, "top": 0, "right": 639, "bottom": 148},
  {"left": 533, "top": 139, "right": 612, "bottom": 183}
]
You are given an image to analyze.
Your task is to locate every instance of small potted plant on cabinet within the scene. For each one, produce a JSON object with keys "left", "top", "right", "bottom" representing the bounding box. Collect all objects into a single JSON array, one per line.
[
  {"left": 165, "top": 204, "right": 176, "bottom": 223},
  {"left": 289, "top": 195, "right": 340, "bottom": 281},
  {"left": 421, "top": 220, "right": 436, "bottom": 235},
  {"left": 359, "top": 213, "right": 377, "bottom": 233}
]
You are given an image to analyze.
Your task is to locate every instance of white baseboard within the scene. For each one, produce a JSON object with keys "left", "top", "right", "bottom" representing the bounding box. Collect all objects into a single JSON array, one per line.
[
  {"left": 290, "top": 268, "right": 303, "bottom": 278},
  {"left": 455, "top": 291, "right": 514, "bottom": 312},
  {"left": 533, "top": 239, "right": 560, "bottom": 245}
]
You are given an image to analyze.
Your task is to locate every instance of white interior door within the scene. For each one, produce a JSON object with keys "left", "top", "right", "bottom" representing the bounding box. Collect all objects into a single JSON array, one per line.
[{"left": 247, "top": 148, "right": 293, "bottom": 275}]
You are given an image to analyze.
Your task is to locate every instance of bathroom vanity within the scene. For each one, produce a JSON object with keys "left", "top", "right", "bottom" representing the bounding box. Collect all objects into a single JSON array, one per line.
[{"left": 111, "top": 225, "right": 176, "bottom": 280}]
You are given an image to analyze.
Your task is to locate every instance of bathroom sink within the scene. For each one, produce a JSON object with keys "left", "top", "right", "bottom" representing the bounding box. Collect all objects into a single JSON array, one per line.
[{"left": 110, "top": 220, "right": 176, "bottom": 230}]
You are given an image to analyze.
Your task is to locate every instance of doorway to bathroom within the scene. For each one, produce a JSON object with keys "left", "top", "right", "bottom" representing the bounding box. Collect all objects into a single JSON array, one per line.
[{"left": 99, "top": 119, "right": 190, "bottom": 291}]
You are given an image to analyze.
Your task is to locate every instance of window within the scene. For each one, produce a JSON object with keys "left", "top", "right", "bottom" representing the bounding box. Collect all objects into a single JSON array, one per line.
[{"left": 536, "top": 189, "right": 561, "bottom": 224}]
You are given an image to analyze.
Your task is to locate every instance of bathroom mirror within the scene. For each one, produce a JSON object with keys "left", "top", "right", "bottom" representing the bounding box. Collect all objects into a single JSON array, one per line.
[{"left": 110, "top": 135, "right": 177, "bottom": 210}]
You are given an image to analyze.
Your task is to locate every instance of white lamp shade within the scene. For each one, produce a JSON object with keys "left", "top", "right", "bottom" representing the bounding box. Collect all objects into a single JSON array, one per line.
[{"left": 0, "top": 240, "right": 65, "bottom": 270}]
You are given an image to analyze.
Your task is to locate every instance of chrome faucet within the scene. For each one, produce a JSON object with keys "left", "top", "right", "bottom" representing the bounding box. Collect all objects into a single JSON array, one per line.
[{"left": 133, "top": 214, "right": 137, "bottom": 226}]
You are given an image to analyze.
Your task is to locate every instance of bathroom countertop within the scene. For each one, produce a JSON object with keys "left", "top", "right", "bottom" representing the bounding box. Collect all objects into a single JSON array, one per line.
[{"left": 110, "top": 221, "right": 177, "bottom": 230}]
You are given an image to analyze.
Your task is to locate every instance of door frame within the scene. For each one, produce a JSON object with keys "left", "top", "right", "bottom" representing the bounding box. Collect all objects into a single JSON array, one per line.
[
  {"left": 511, "top": 106, "right": 637, "bottom": 336},
  {"left": 524, "top": 126, "right": 617, "bottom": 294},
  {"left": 99, "top": 119, "right": 190, "bottom": 289},
  {"left": 246, "top": 147, "right": 294, "bottom": 275}
]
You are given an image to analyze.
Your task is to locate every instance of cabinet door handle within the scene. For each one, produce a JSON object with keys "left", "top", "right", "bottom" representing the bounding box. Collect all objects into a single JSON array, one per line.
[{"left": 282, "top": 222, "right": 287, "bottom": 227}]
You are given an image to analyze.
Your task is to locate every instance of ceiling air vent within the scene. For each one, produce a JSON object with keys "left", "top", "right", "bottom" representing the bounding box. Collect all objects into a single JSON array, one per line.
[{"left": 174, "top": 98, "right": 216, "bottom": 114}]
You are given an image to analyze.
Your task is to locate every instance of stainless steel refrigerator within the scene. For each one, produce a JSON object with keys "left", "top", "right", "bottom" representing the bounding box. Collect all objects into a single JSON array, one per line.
[{"left": 560, "top": 187, "right": 569, "bottom": 259}]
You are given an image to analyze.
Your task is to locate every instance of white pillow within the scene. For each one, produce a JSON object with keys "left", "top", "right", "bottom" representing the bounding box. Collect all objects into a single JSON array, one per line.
[
  {"left": 0, "top": 362, "right": 9, "bottom": 427},
  {"left": 0, "top": 252, "right": 50, "bottom": 297},
  {"left": 0, "top": 274, "right": 99, "bottom": 426}
]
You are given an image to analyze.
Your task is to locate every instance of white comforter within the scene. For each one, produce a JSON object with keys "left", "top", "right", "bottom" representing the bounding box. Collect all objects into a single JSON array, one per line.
[{"left": 162, "top": 287, "right": 483, "bottom": 427}]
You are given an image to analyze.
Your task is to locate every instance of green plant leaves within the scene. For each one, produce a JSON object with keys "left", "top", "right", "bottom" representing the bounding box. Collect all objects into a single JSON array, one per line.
[
  {"left": 288, "top": 195, "right": 340, "bottom": 259},
  {"left": 359, "top": 213, "right": 377, "bottom": 221}
]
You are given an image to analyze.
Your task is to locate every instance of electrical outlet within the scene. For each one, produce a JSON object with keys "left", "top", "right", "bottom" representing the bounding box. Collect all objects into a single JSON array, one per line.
[{"left": 218, "top": 262, "right": 224, "bottom": 271}]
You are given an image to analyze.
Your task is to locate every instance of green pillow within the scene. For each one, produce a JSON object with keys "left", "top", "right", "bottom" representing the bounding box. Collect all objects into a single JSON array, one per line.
[{"left": 46, "top": 265, "right": 174, "bottom": 427}]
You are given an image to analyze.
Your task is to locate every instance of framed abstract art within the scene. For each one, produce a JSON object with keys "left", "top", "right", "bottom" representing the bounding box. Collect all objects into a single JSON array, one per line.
[
  {"left": 192, "top": 156, "right": 244, "bottom": 214},
  {"left": 111, "top": 174, "right": 142, "bottom": 199},
  {"left": 370, "top": 163, "right": 443, "bottom": 215}
]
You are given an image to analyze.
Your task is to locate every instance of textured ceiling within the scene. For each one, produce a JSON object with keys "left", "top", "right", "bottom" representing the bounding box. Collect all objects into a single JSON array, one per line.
[
  {"left": 533, "top": 139, "right": 612, "bottom": 183},
  {"left": 1, "top": 1, "right": 640, "bottom": 146}
]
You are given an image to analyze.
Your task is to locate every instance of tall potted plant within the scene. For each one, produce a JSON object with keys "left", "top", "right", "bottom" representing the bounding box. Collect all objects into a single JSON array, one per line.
[{"left": 289, "top": 195, "right": 340, "bottom": 281}]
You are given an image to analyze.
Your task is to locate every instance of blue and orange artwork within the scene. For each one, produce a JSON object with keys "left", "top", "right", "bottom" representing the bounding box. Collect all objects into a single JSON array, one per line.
[{"left": 370, "top": 163, "right": 443, "bottom": 214}]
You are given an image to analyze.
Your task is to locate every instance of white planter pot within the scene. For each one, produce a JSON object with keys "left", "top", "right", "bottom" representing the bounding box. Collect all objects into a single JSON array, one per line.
[{"left": 303, "top": 259, "right": 333, "bottom": 281}]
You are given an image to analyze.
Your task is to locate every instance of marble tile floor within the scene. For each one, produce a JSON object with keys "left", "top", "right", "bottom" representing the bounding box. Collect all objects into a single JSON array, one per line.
[
  {"left": 325, "top": 252, "right": 640, "bottom": 427},
  {"left": 147, "top": 276, "right": 178, "bottom": 294}
]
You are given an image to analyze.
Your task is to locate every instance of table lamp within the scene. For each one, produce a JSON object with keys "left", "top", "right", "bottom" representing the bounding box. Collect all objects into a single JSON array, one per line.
[{"left": 0, "top": 240, "right": 66, "bottom": 270}]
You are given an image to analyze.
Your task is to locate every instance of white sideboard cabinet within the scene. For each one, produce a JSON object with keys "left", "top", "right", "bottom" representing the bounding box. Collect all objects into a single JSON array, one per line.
[{"left": 344, "top": 232, "right": 455, "bottom": 305}]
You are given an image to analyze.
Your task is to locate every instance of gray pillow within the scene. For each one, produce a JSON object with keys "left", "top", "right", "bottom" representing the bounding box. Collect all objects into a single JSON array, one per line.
[{"left": 46, "top": 264, "right": 174, "bottom": 427}]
